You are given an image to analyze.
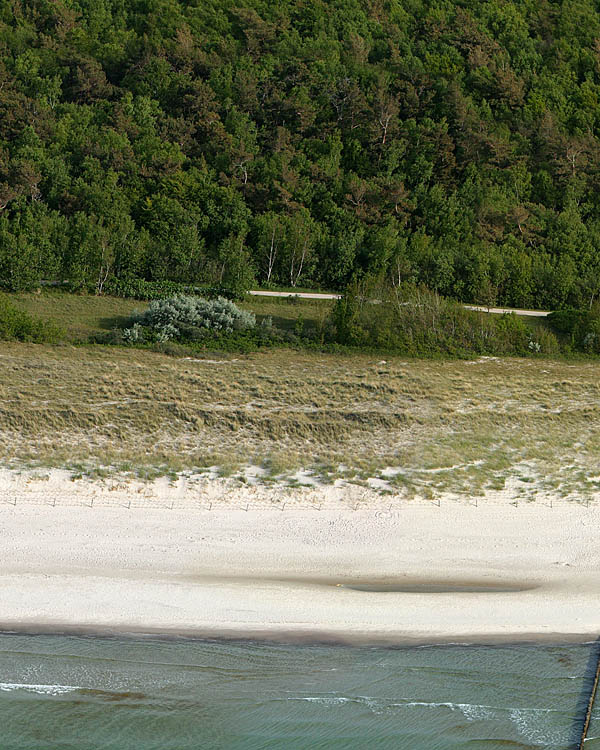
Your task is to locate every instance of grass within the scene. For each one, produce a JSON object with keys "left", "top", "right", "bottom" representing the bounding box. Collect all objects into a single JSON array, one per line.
[
  {"left": 8, "top": 289, "right": 560, "bottom": 350},
  {"left": 0, "top": 342, "right": 599, "bottom": 500},
  {"left": 2, "top": 289, "right": 596, "bottom": 500},
  {"left": 243, "top": 294, "right": 334, "bottom": 336},
  {"left": 8, "top": 291, "right": 142, "bottom": 342},
  {"left": 7, "top": 290, "right": 333, "bottom": 343}
]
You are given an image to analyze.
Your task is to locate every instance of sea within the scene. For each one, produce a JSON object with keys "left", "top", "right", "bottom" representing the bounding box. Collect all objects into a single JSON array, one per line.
[{"left": 0, "top": 634, "right": 598, "bottom": 750}]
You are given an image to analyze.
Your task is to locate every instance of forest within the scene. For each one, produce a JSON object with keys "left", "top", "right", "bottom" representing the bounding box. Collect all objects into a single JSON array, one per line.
[{"left": 2, "top": 0, "right": 600, "bottom": 309}]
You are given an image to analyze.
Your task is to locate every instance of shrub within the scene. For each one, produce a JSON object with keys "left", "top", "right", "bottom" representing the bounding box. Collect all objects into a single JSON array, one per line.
[
  {"left": 123, "top": 295, "right": 256, "bottom": 343},
  {"left": 329, "top": 279, "right": 560, "bottom": 357},
  {"left": 547, "top": 308, "right": 585, "bottom": 335},
  {"left": 121, "top": 322, "right": 144, "bottom": 344},
  {"left": 547, "top": 306, "right": 600, "bottom": 353},
  {"left": 0, "top": 295, "right": 63, "bottom": 343}
]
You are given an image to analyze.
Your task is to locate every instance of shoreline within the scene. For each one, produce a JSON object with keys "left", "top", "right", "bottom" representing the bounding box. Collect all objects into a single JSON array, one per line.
[
  {"left": 1, "top": 476, "right": 599, "bottom": 646},
  {"left": 0, "top": 623, "right": 597, "bottom": 650}
]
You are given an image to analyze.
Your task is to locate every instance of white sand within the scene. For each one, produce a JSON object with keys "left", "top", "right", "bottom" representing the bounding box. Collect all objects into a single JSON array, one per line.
[{"left": 1, "top": 476, "right": 599, "bottom": 644}]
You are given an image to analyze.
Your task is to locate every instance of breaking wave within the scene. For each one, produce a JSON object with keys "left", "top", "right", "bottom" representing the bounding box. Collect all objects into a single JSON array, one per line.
[{"left": 0, "top": 682, "right": 80, "bottom": 696}]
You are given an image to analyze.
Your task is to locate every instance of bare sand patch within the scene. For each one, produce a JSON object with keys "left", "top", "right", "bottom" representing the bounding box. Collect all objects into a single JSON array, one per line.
[{"left": 0, "top": 479, "right": 598, "bottom": 644}]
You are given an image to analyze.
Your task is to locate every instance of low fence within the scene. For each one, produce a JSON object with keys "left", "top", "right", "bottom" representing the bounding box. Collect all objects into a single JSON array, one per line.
[{"left": 0, "top": 490, "right": 597, "bottom": 512}]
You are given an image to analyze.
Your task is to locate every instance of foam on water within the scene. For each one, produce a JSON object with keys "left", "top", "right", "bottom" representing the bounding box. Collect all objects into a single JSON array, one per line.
[
  {"left": 292, "top": 694, "right": 500, "bottom": 720},
  {"left": 402, "top": 700, "right": 498, "bottom": 721},
  {"left": 289, "top": 692, "right": 561, "bottom": 727},
  {"left": 0, "top": 682, "right": 79, "bottom": 695},
  {"left": 291, "top": 693, "right": 384, "bottom": 713},
  {"left": 509, "top": 707, "right": 569, "bottom": 747}
]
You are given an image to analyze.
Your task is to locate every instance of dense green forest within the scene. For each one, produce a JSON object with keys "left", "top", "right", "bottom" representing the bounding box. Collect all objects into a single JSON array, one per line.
[{"left": 2, "top": 0, "right": 600, "bottom": 308}]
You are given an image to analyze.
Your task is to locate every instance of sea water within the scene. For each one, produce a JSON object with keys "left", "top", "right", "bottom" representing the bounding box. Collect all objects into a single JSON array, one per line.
[{"left": 0, "top": 634, "right": 598, "bottom": 749}]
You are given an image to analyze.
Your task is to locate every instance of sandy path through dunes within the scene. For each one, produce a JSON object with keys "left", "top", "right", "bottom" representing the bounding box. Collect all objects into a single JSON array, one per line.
[{"left": 0, "top": 499, "right": 598, "bottom": 644}]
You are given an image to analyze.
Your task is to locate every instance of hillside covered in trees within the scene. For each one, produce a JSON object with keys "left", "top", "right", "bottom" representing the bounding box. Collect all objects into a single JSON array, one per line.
[{"left": 2, "top": 0, "right": 600, "bottom": 308}]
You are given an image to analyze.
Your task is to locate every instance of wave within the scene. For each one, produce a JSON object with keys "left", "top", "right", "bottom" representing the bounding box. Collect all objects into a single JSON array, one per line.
[
  {"left": 401, "top": 700, "right": 498, "bottom": 721},
  {"left": 290, "top": 693, "right": 552, "bottom": 718},
  {"left": 405, "top": 700, "right": 569, "bottom": 745},
  {"left": 0, "top": 682, "right": 80, "bottom": 696},
  {"left": 290, "top": 694, "right": 569, "bottom": 747},
  {"left": 293, "top": 694, "right": 382, "bottom": 712}
]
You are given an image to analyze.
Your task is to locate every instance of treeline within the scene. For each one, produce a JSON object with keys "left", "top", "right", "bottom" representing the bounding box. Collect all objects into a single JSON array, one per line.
[{"left": 2, "top": 1, "right": 600, "bottom": 308}]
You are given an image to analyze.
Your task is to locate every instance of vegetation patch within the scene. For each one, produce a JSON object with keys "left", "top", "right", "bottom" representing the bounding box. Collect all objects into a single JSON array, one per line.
[
  {"left": 547, "top": 308, "right": 600, "bottom": 353},
  {"left": 101, "top": 279, "right": 244, "bottom": 302},
  {"left": 330, "top": 279, "right": 561, "bottom": 356},
  {"left": 8, "top": 286, "right": 600, "bottom": 358},
  {"left": 0, "top": 294, "right": 62, "bottom": 343},
  {"left": 0, "top": 344, "right": 598, "bottom": 500},
  {"left": 121, "top": 295, "right": 256, "bottom": 344}
]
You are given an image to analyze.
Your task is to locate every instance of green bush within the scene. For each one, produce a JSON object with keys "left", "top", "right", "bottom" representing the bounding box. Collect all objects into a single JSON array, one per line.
[
  {"left": 548, "top": 307, "right": 600, "bottom": 353},
  {"left": 547, "top": 309, "right": 585, "bottom": 335},
  {"left": 329, "top": 279, "right": 560, "bottom": 357},
  {"left": 122, "top": 295, "right": 256, "bottom": 343},
  {"left": 0, "top": 295, "right": 63, "bottom": 343}
]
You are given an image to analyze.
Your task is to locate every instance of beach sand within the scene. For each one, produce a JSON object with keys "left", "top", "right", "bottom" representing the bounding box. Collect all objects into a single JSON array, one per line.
[{"left": 0, "top": 474, "right": 599, "bottom": 644}]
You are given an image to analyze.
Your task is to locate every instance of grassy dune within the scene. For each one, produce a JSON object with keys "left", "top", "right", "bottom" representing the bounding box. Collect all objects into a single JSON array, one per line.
[{"left": 1, "top": 341, "right": 598, "bottom": 499}]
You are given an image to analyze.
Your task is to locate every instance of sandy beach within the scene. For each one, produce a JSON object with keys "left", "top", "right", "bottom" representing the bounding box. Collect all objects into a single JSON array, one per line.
[{"left": 1, "top": 476, "right": 599, "bottom": 644}]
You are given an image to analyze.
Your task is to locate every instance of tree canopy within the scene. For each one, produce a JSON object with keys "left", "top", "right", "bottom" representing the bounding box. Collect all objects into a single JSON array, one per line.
[{"left": 3, "top": 0, "right": 600, "bottom": 308}]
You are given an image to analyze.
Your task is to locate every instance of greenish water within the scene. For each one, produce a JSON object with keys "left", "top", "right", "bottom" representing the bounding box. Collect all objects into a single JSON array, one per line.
[{"left": 1, "top": 634, "right": 599, "bottom": 749}]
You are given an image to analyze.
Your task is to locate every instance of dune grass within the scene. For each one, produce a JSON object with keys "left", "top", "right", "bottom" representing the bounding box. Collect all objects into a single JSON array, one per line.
[{"left": 0, "top": 342, "right": 597, "bottom": 499}]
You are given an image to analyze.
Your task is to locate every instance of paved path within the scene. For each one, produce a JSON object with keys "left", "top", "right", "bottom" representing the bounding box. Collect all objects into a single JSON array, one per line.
[
  {"left": 249, "top": 290, "right": 551, "bottom": 317},
  {"left": 249, "top": 290, "right": 341, "bottom": 300},
  {"left": 464, "top": 304, "right": 550, "bottom": 317}
]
